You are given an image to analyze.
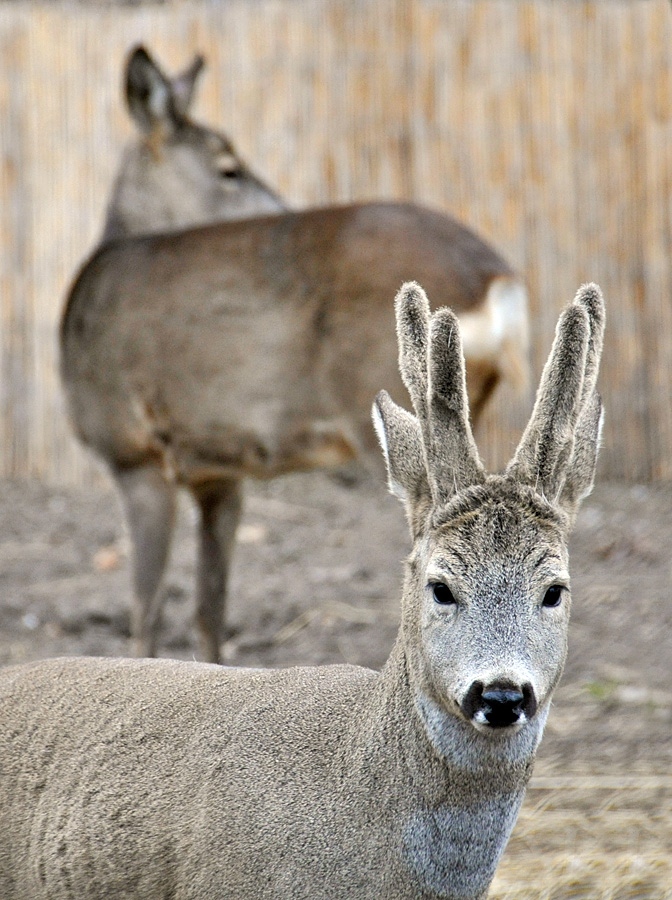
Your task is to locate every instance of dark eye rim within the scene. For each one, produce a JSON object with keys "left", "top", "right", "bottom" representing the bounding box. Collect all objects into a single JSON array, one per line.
[
  {"left": 541, "top": 584, "right": 565, "bottom": 608},
  {"left": 430, "top": 582, "right": 457, "bottom": 606},
  {"left": 219, "top": 166, "right": 241, "bottom": 180}
]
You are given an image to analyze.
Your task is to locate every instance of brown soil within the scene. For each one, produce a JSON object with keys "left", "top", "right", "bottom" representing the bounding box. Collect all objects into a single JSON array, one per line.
[{"left": 1, "top": 470, "right": 670, "bottom": 898}]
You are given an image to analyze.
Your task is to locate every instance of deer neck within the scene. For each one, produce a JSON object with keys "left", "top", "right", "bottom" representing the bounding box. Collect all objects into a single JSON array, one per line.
[{"left": 361, "top": 639, "right": 542, "bottom": 899}]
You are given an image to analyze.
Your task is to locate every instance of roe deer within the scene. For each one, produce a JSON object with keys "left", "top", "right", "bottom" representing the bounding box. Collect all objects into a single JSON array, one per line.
[
  {"left": 102, "top": 46, "right": 287, "bottom": 239},
  {"left": 5, "top": 282, "right": 603, "bottom": 900},
  {"left": 60, "top": 45, "right": 530, "bottom": 662}
]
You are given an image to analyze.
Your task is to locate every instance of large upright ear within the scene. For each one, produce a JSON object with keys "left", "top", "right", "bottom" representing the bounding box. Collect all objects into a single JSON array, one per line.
[
  {"left": 508, "top": 283, "right": 605, "bottom": 517},
  {"left": 372, "top": 391, "right": 430, "bottom": 536},
  {"left": 171, "top": 54, "right": 205, "bottom": 119},
  {"left": 125, "top": 46, "right": 178, "bottom": 134}
]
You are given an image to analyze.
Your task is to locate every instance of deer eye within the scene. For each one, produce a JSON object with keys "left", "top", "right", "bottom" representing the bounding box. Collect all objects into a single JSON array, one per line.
[
  {"left": 215, "top": 152, "right": 241, "bottom": 179},
  {"left": 542, "top": 585, "right": 564, "bottom": 608},
  {"left": 431, "top": 582, "right": 457, "bottom": 606}
]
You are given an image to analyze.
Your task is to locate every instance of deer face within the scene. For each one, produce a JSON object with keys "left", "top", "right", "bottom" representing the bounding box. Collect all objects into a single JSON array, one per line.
[
  {"left": 411, "top": 480, "right": 571, "bottom": 735},
  {"left": 373, "top": 280, "right": 604, "bottom": 751}
]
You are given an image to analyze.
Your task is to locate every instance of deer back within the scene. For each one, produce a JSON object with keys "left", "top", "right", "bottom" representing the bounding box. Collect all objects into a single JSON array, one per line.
[
  {"left": 62, "top": 201, "right": 524, "bottom": 481},
  {"left": 62, "top": 45, "right": 529, "bottom": 486}
]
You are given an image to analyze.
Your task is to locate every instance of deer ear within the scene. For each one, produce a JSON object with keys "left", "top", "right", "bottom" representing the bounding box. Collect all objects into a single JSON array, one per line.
[
  {"left": 171, "top": 54, "right": 205, "bottom": 119},
  {"left": 372, "top": 391, "right": 430, "bottom": 533},
  {"left": 125, "top": 46, "right": 176, "bottom": 134},
  {"left": 557, "top": 391, "right": 603, "bottom": 521}
]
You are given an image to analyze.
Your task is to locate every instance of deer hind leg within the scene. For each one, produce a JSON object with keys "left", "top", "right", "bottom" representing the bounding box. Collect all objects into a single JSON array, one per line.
[
  {"left": 466, "top": 365, "right": 501, "bottom": 430},
  {"left": 113, "top": 462, "right": 176, "bottom": 658},
  {"left": 191, "top": 478, "right": 243, "bottom": 664}
]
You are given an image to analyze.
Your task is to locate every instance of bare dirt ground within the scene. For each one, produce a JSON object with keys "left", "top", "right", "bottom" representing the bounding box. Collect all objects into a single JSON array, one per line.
[{"left": 0, "top": 468, "right": 670, "bottom": 898}]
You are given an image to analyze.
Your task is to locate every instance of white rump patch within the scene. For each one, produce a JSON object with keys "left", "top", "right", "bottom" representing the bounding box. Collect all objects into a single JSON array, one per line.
[{"left": 458, "top": 276, "right": 530, "bottom": 389}]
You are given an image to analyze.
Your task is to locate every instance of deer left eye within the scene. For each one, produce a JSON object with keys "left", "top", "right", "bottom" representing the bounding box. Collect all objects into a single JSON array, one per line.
[{"left": 542, "top": 585, "right": 564, "bottom": 608}]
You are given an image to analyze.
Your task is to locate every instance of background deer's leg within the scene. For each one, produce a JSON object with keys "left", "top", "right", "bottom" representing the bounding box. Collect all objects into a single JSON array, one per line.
[
  {"left": 113, "top": 462, "right": 176, "bottom": 658},
  {"left": 192, "top": 478, "right": 243, "bottom": 664},
  {"left": 465, "top": 364, "right": 501, "bottom": 430}
]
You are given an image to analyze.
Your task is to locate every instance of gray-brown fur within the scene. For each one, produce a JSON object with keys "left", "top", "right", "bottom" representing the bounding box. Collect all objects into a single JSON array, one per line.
[
  {"left": 103, "top": 46, "right": 286, "bottom": 240},
  {"left": 4, "top": 282, "right": 604, "bottom": 899},
  {"left": 60, "top": 45, "right": 529, "bottom": 662}
]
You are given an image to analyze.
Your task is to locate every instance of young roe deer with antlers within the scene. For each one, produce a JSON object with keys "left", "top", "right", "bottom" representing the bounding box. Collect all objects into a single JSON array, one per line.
[
  {"left": 6, "top": 281, "right": 602, "bottom": 899},
  {"left": 60, "top": 46, "right": 530, "bottom": 662}
]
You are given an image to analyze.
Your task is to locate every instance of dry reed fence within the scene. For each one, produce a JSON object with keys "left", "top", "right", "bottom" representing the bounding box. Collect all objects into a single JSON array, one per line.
[{"left": 1, "top": 0, "right": 672, "bottom": 485}]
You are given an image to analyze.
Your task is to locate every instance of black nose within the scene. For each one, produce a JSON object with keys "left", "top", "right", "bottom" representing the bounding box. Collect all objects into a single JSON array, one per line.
[
  {"left": 462, "top": 681, "right": 537, "bottom": 728},
  {"left": 481, "top": 689, "right": 525, "bottom": 727}
]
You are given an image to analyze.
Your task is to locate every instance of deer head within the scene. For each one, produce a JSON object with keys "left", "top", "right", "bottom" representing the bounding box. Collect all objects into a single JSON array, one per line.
[
  {"left": 103, "top": 45, "right": 286, "bottom": 240},
  {"left": 373, "top": 282, "right": 604, "bottom": 747}
]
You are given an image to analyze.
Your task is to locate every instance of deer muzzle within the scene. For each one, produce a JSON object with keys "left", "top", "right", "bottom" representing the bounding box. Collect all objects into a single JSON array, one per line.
[{"left": 461, "top": 680, "right": 538, "bottom": 729}]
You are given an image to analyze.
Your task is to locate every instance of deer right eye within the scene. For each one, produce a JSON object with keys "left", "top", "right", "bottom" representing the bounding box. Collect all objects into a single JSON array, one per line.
[{"left": 431, "top": 583, "right": 457, "bottom": 606}]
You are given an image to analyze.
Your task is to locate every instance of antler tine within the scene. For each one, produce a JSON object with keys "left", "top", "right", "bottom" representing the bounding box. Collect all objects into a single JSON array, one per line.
[
  {"left": 426, "top": 308, "right": 485, "bottom": 500},
  {"left": 573, "top": 283, "right": 605, "bottom": 404},
  {"left": 394, "top": 282, "right": 431, "bottom": 424},
  {"left": 556, "top": 284, "right": 606, "bottom": 517},
  {"left": 394, "top": 283, "right": 486, "bottom": 503},
  {"left": 508, "top": 299, "right": 591, "bottom": 500}
]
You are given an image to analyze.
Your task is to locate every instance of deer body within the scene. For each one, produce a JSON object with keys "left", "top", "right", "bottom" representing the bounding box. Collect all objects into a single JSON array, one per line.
[
  {"left": 0, "top": 653, "right": 536, "bottom": 900},
  {"left": 60, "top": 46, "right": 529, "bottom": 662},
  {"left": 63, "top": 201, "right": 522, "bottom": 479},
  {"left": 7, "top": 282, "right": 604, "bottom": 898}
]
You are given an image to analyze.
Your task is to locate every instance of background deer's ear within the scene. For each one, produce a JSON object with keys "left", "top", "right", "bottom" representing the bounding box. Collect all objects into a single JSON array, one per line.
[
  {"left": 372, "top": 391, "right": 430, "bottom": 533},
  {"left": 125, "top": 45, "right": 177, "bottom": 134},
  {"left": 171, "top": 54, "right": 205, "bottom": 119}
]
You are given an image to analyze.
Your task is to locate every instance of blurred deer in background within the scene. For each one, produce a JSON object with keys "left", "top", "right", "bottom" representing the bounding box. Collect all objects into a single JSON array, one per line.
[
  {"left": 102, "top": 47, "right": 287, "bottom": 238},
  {"left": 6, "top": 282, "right": 603, "bottom": 899},
  {"left": 61, "top": 45, "right": 530, "bottom": 662}
]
